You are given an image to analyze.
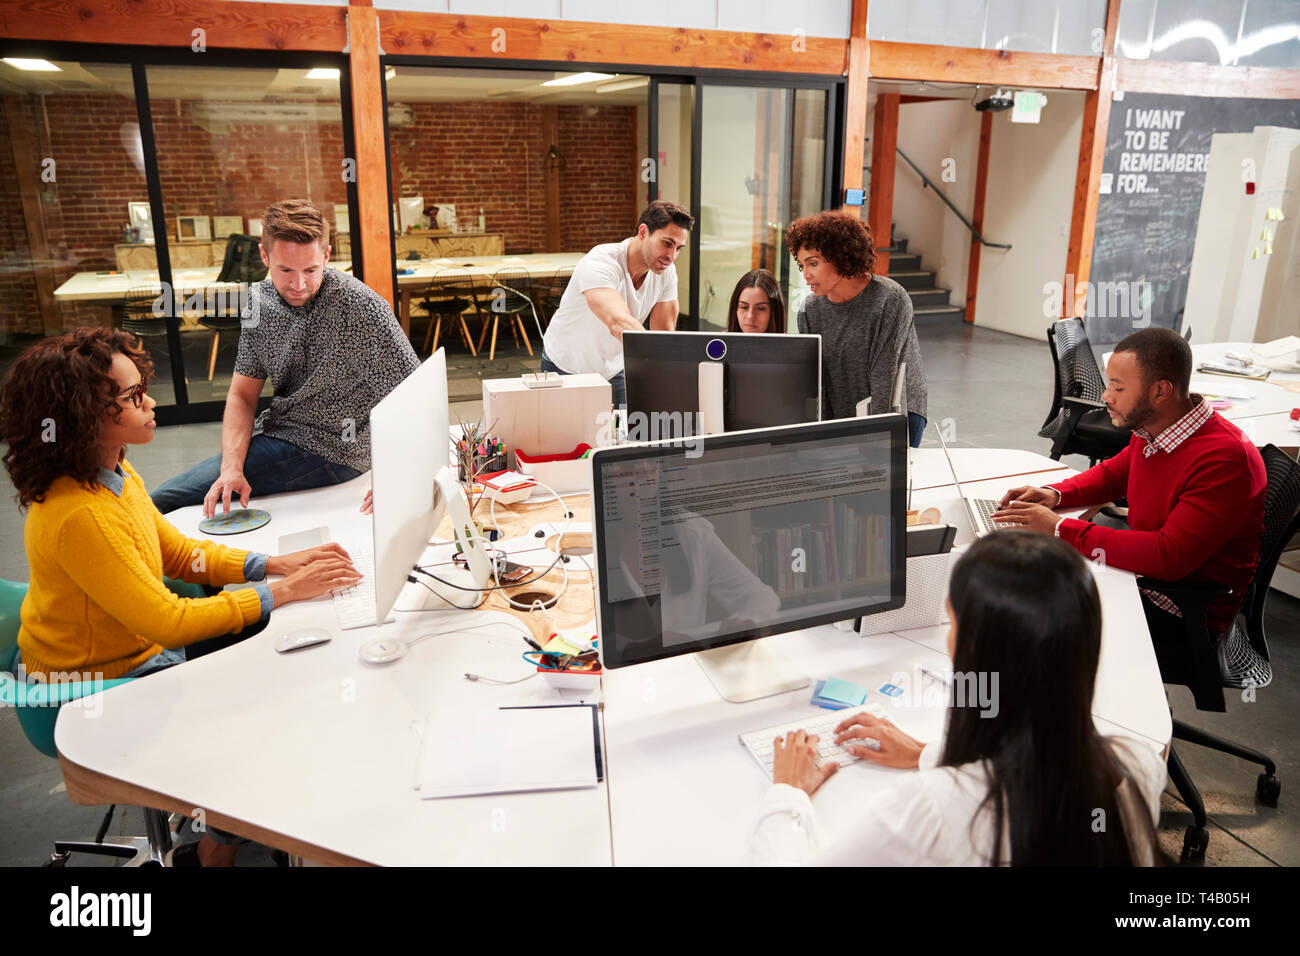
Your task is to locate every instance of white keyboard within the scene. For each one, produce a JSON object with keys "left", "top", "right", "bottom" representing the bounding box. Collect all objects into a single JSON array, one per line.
[
  {"left": 332, "top": 538, "right": 379, "bottom": 630},
  {"left": 968, "top": 497, "right": 1001, "bottom": 536},
  {"left": 739, "top": 702, "right": 889, "bottom": 777}
]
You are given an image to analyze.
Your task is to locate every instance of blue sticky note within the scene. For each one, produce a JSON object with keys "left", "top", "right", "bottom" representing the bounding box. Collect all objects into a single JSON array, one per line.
[
  {"left": 877, "top": 683, "right": 904, "bottom": 698},
  {"left": 810, "top": 680, "right": 850, "bottom": 710},
  {"left": 821, "top": 677, "right": 867, "bottom": 706}
]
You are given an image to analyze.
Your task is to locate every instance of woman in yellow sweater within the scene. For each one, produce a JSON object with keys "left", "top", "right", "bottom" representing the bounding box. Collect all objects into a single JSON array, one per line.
[{"left": 1, "top": 327, "right": 361, "bottom": 864}]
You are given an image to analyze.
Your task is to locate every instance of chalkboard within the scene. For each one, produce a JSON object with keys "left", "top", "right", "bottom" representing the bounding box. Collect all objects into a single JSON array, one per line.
[{"left": 1087, "top": 93, "right": 1300, "bottom": 344}]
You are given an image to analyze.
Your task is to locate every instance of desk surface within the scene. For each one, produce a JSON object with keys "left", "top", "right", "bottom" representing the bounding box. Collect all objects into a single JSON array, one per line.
[{"left": 54, "top": 450, "right": 1171, "bottom": 866}]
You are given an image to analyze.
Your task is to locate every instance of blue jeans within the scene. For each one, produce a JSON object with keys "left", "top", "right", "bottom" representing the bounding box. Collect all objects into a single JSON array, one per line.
[
  {"left": 151, "top": 434, "right": 362, "bottom": 514},
  {"left": 908, "top": 413, "right": 927, "bottom": 449},
  {"left": 540, "top": 350, "right": 625, "bottom": 409}
]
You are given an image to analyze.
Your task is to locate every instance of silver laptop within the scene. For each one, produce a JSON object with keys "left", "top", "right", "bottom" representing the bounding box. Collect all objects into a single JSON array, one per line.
[{"left": 934, "top": 425, "right": 1002, "bottom": 537}]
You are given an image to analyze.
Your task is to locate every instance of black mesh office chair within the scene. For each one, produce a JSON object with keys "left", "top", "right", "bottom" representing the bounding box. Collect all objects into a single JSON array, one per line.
[
  {"left": 202, "top": 234, "right": 267, "bottom": 380},
  {"left": 479, "top": 267, "right": 537, "bottom": 362},
  {"left": 541, "top": 266, "right": 574, "bottom": 328},
  {"left": 1038, "top": 317, "right": 1132, "bottom": 463},
  {"left": 1136, "top": 444, "right": 1299, "bottom": 864},
  {"left": 120, "top": 286, "right": 181, "bottom": 380},
  {"left": 414, "top": 269, "right": 478, "bottom": 357}
]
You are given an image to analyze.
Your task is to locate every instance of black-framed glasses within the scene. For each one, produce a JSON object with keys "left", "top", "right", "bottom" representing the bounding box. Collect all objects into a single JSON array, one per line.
[{"left": 118, "top": 381, "right": 148, "bottom": 408}]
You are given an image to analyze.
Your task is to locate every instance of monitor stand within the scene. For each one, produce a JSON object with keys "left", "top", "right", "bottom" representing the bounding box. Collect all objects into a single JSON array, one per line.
[
  {"left": 698, "top": 361, "right": 725, "bottom": 435},
  {"left": 695, "top": 640, "right": 809, "bottom": 703}
]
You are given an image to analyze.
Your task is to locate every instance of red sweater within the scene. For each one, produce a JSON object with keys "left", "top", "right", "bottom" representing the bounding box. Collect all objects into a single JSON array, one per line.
[{"left": 1049, "top": 412, "right": 1266, "bottom": 636}]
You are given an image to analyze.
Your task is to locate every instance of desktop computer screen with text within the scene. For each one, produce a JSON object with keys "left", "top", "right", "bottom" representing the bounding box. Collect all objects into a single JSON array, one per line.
[{"left": 593, "top": 415, "right": 907, "bottom": 669}]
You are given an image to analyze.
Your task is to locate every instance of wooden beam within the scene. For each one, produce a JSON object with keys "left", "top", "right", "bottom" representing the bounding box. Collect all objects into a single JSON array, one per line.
[
  {"left": 346, "top": 6, "right": 393, "bottom": 309},
  {"left": 898, "top": 95, "right": 950, "bottom": 104},
  {"left": 870, "top": 40, "right": 1101, "bottom": 90},
  {"left": 840, "top": 0, "right": 870, "bottom": 216},
  {"left": 379, "top": 10, "right": 847, "bottom": 76},
  {"left": 868, "top": 92, "right": 897, "bottom": 275},
  {"left": 0, "top": 0, "right": 348, "bottom": 51},
  {"left": 1116, "top": 59, "right": 1300, "bottom": 99},
  {"left": 1063, "top": 0, "right": 1121, "bottom": 317},
  {"left": 964, "top": 110, "right": 993, "bottom": 325},
  {"left": 542, "top": 105, "right": 560, "bottom": 252},
  {"left": 4, "top": 97, "right": 59, "bottom": 335}
]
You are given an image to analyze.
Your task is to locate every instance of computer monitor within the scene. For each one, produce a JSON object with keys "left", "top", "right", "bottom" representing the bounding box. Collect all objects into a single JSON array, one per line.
[
  {"left": 592, "top": 414, "right": 908, "bottom": 702},
  {"left": 622, "top": 330, "right": 820, "bottom": 438},
  {"left": 370, "top": 348, "right": 492, "bottom": 624}
]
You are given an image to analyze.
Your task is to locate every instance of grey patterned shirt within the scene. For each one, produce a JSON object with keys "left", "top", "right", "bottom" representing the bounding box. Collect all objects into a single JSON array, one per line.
[
  {"left": 796, "top": 275, "right": 928, "bottom": 422},
  {"left": 234, "top": 268, "right": 420, "bottom": 473}
]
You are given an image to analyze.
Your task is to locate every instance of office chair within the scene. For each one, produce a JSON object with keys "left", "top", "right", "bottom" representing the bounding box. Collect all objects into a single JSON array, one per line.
[
  {"left": 1135, "top": 444, "right": 1299, "bottom": 864},
  {"left": 202, "top": 234, "right": 266, "bottom": 381},
  {"left": 1037, "top": 318, "right": 1132, "bottom": 464},
  {"left": 480, "top": 267, "right": 537, "bottom": 362},
  {"left": 0, "top": 578, "right": 184, "bottom": 866},
  {"left": 415, "top": 269, "right": 479, "bottom": 356}
]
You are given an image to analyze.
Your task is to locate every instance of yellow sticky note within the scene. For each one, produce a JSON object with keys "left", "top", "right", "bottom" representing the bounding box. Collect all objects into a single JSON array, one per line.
[
  {"left": 1252, "top": 246, "right": 1261, "bottom": 260},
  {"left": 1262, "top": 227, "right": 1272, "bottom": 240},
  {"left": 1266, "top": 243, "right": 1274, "bottom": 255},
  {"left": 542, "top": 635, "right": 580, "bottom": 656}
]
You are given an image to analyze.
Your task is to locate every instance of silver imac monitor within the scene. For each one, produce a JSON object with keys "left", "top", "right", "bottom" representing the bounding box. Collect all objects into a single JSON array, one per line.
[
  {"left": 591, "top": 414, "right": 908, "bottom": 702},
  {"left": 370, "top": 348, "right": 492, "bottom": 624},
  {"left": 622, "top": 330, "right": 821, "bottom": 437}
]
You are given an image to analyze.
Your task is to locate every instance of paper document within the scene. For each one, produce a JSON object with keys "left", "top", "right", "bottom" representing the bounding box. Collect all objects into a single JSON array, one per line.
[
  {"left": 1253, "top": 336, "right": 1300, "bottom": 359},
  {"left": 1189, "top": 378, "right": 1255, "bottom": 400},
  {"left": 415, "top": 704, "right": 600, "bottom": 799}
]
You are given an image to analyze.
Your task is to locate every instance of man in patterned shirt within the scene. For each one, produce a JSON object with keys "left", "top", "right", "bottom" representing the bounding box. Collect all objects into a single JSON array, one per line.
[
  {"left": 152, "top": 199, "right": 420, "bottom": 516},
  {"left": 991, "top": 327, "right": 1266, "bottom": 672}
]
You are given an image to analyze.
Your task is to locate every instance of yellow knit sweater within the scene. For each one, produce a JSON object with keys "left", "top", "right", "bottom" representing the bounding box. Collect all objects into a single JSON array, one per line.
[{"left": 18, "top": 459, "right": 263, "bottom": 681}]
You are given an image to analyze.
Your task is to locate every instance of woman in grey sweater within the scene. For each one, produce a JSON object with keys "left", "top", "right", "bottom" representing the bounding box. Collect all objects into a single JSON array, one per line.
[{"left": 787, "top": 212, "right": 927, "bottom": 446}]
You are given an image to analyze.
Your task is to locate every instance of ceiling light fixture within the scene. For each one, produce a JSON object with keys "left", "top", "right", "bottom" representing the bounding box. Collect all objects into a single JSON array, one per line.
[
  {"left": 542, "top": 72, "right": 615, "bottom": 87},
  {"left": 305, "top": 68, "right": 341, "bottom": 80},
  {"left": 3, "top": 58, "right": 61, "bottom": 72}
]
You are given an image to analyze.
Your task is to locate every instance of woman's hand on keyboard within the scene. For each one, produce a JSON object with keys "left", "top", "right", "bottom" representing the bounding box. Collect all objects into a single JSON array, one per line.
[
  {"left": 990, "top": 501, "right": 1059, "bottom": 535},
  {"left": 269, "top": 553, "right": 362, "bottom": 605},
  {"left": 834, "top": 714, "right": 924, "bottom": 770},
  {"left": 267, "top": 544, "right": 354, "bottom": 578},
  {"left": 772, "top": 730, "right": 840, "bottom": 797},
  {"left": 998, "top": 485, "right": 1060, "bottom": 509}
]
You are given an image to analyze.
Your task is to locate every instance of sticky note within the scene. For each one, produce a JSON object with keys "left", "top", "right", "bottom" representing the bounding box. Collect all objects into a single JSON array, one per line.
[
  {"left": 542, "top": 635, "right": 580, "bottom": 656},
  {"left": 1252, "top": 246, "right": 1262, "bottom": 260},
  {"left": 1266, "top": 243, "right": 1274, "bottom": 255},
  {"left": 877, "top": 683, "right": 905, "bottom": 697},
  {"left": 1262, "top": 227, "right": 1273, "bottom": 241},
  {"left": 821, "top": 677, "right": 867, "bottom": 706}
]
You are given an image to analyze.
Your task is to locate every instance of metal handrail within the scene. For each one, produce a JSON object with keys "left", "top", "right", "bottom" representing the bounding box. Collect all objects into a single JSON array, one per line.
[{"left": 895, "top": 147, "right": 1012, "bottom": 250}]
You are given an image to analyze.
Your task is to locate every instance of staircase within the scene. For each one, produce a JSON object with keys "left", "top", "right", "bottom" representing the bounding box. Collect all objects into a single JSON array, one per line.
[{"left": 884, "top": 232, "right": 966, "bottom": 324}]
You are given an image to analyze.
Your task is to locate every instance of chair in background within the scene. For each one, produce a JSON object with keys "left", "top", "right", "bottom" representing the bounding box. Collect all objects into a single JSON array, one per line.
[
  {"left": 414, "top": 269, "right": 479, "bottom": 357},
  {"left": 121, "top": 285, "right": 188, "bottom": 385},
  {"left": 540, "top": 266, "right": 574, "bottom": 329},
  {"left": 0, "top": 578, "right": 176, "bottom": 865},
  {"left": 1037, "top": 317, "right": 1132, "bottom": 464},
  {"left": 479, "top": 267, "right": 537, "bottom": 362},
  {"left": 1136, "top": 444, "right": 1298, "bottom": 864},
  {"left": 201, "top": 234, "right": 266, "bottom": 380}
]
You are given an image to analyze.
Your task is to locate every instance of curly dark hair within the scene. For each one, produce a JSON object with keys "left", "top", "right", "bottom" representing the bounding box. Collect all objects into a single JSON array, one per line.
[
  {"left": 785, "top": 212, "right": 876, "bottom": 278},
  {"left": 0, "top": 327, "right": 154, "bottom": 508}
]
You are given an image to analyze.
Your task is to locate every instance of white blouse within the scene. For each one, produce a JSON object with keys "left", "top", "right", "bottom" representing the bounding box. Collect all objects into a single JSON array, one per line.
[{"left": 751, "top": 733, "right": 1167, "bottom": 866}]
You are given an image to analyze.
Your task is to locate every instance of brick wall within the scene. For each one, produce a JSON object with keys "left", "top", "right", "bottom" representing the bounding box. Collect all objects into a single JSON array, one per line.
[{"left": 389, "top": 101, "right": 639, "bottom": 255}]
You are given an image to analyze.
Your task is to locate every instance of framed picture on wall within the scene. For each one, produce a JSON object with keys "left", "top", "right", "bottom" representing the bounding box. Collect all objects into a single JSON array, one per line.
[
  {"left": 398, "top": 196, "right": 424, "bottom": 232},
  {"left": 334, "top": 203, "right": 350, "bottom": 236},
  {"left": 247, "top": 218, "right": 263, "bottom": 237},
  {"left": 177, "top": 215, "right": 211, "bottom": 241},
  {"left": 127, "top": 201, "right": 154, "bottom": 243},
  {"left": 213, "top": 215, "right": 243, "bottom": 238}
]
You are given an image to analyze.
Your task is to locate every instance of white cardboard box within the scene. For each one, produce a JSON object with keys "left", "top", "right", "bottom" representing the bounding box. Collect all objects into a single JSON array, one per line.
[{"left": 482, "top": 373, "right": 612, "bottom": 483}]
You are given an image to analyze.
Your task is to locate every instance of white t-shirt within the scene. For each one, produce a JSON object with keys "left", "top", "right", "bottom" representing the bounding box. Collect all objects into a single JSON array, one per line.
[
  {"left": 750, "top": 732, "right": 1167, "bottom": 866},
  {"left": 542, "top": 238, "right": 678, "bottom": 379}
]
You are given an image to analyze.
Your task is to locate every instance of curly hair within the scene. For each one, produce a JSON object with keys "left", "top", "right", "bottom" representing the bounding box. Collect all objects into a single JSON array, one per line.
[
  {"left": 0, "top": 327, "right": 154, "bottom": 508},
  {"left": 785, "top": 212, "right": 876, "bottom": 278}
]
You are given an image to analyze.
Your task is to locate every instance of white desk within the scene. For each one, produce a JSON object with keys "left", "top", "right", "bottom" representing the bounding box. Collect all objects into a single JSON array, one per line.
[
  {"left": 54, "top": 450, "right": 1171, "bottom": 866},
  {"left": 601, "top": 470, "right": 1172, "bottom": 866}
]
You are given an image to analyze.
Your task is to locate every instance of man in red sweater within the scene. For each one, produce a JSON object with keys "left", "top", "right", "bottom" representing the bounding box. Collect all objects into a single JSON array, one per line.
[{"left": 992, "top": 328, "right": 1266, "bottom": 668}]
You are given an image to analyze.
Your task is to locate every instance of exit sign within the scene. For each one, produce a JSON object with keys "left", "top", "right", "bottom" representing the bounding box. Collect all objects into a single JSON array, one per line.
[{"left": 1011, "top": 91, "right": 1046, "bottom": 124}]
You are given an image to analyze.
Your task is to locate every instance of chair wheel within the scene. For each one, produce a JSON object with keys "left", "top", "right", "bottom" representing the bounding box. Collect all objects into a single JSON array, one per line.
[
  {"left": 45, "top": 851, "right": 69, "bottom": 868},
  {"left": 1181, "top": 826, "right": 1208, "bottom": 865},
  {"left": 1257, "top": 773, "right": 1281, "bottom": 807}
]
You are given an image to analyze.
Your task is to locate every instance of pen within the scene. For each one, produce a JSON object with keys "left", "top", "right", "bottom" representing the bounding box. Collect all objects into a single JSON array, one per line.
[{"left": 521, "top": 634, "right": 543, "bottom": 652}]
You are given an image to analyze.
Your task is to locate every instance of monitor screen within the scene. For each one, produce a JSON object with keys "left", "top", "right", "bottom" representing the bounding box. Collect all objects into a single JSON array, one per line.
[
  {"left": 622, "top": 330, "right": 820, "bottom": 437},
  {"left": 593, "top": 415, "right": 907, "bottom": 669}
]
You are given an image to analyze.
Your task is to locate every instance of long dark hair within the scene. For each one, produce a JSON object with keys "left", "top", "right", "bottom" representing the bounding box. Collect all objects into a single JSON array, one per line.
[
  {"left": 940, "top": 532, "right": 1156, "bottom": 865},
  {"left": 0, "top": 327, "right": 153, "bottom": 508},
  {"left": 725, "top": 269, "right": 786, "bottom": 334}
]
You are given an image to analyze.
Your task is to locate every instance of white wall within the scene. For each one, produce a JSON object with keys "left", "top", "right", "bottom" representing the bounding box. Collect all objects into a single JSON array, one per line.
[
  {"left": 893, "top": 99, "right": 980, "bottom": 306},
  {"left": 974, "top": 92, "right": 1085, "bottom": 339}
]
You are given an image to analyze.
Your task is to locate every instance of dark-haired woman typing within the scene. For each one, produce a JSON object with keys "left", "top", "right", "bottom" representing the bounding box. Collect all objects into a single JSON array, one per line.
[
  {"left": 751, "top": 532, "right": 1166, "bottom": 865},
  {"left": 726, "top": 269, "right": 786, "bottom": 335}
]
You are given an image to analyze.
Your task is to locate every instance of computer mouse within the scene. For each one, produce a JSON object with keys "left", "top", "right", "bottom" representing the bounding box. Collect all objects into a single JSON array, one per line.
[
  {"left": 275, "top": 628, "right": 333, "bottom": 654},
  {"left": 359, "top": 639, "right": 408, "bottom": 664}
]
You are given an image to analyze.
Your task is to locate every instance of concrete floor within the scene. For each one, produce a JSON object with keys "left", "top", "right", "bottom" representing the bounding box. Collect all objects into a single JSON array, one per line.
[{"left": 1, "top": 322, "right": 1295, "bottom": 866}]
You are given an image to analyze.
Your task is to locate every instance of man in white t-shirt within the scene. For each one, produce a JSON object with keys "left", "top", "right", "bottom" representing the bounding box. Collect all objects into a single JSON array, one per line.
[{"left": 540, "top": 200, "right": 693, "bottom": 407}]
